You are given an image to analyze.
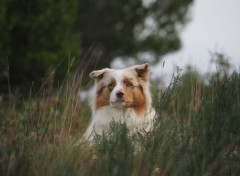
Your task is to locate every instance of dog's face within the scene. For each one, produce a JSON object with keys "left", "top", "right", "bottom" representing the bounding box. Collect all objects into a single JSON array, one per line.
[{"left": 90, "top": 63, "right": 149, "bottom": 114}]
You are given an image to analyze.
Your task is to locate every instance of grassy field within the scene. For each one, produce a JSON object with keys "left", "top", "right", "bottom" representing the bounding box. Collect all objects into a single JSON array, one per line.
[{"left": 0, "top": 56, "right": 239, "bottom": 176}]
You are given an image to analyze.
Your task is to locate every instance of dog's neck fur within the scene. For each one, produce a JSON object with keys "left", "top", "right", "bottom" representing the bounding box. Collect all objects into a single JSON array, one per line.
[{"left": 84, "top": 105, "right": 154, "bottom": 142}]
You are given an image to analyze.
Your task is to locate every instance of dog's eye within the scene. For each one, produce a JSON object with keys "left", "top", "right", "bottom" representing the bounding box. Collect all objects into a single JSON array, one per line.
[
  {"left": 108, "top": 83, "right": 114, "bottom": 88},
  {"left": 126, "top": 82, "right": 133, "bottom": 87}
]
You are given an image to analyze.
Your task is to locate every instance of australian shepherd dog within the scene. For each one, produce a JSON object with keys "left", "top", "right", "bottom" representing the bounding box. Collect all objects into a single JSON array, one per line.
[{"left": 83, "top": 63, "right": 155, "bottom": 142}]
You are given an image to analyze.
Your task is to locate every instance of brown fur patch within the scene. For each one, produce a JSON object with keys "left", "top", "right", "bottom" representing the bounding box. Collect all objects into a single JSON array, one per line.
[
  {"left": 95, "top": 78, "right": 116, "bottom": 111},
  {"left": 130, "top": 86, "right": 147, "bottom": 115},
  {"left": 135, "top": 63, "right": 149, "bottom": 81},
  {"left": 95, "top": 86, "right": 111, "bottom": 111},
  {"left": 123, "top": 77, "right": 147, "bottom": 115},
  {"left": 107, "top": 78, "right": 116, "bottom": 91},
  {"left": 123, "top": 77, "right": 134, "bottom": 88}
]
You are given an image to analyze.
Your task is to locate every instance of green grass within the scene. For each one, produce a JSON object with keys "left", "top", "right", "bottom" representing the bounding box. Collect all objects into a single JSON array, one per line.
[{"left": 0, "top": 56, "right": 239, "bottom": 176}]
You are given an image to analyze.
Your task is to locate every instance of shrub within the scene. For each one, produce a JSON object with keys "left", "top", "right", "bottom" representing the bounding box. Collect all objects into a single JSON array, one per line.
[{"left": 0, "top": 57, "right": 239, "bottom": 176}]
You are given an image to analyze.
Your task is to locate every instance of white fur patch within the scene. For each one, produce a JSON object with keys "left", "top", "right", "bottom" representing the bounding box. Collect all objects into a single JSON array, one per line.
[
  {"left": 84, "top": 106, "right": 155, "bottom": 142},
  {"left": 110, "top": 70, "right": 124, "bottom": 106}
]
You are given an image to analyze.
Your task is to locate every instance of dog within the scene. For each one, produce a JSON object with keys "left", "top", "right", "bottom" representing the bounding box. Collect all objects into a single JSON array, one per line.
[{"left": 83, "top": 63, "right": 155, "bottom": 142}]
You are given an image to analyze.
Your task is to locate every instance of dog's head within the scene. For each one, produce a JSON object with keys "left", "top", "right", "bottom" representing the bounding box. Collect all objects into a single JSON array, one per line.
[{"left": 90, "top": 63, "right": 150, "bottom": 115}]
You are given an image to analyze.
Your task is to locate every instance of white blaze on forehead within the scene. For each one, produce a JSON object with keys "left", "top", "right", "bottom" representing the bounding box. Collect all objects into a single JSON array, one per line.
[
  {"left": 115, "top": 69, "right": 124, "bottom": 86},
  {"left": 110, "top": 69, "right": 124, "bottom": 105}
]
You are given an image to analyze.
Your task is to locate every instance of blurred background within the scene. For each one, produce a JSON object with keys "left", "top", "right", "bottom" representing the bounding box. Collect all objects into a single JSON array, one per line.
[
  {"left": 0, "top": 0, "right": 239, "bottom": 97},
  {"left": 1, "top": 1, "right": 240, "bottom": 175}
]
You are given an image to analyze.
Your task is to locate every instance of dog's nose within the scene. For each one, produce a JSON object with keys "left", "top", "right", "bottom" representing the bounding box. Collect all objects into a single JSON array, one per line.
[{"left": 116, "top": 90, "right": 124, "bottom": 98}]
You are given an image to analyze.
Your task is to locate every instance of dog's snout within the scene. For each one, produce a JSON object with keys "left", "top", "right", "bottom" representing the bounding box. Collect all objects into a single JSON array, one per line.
[{"left": 116, "top": 90, "right": 124, "bottom": 98}]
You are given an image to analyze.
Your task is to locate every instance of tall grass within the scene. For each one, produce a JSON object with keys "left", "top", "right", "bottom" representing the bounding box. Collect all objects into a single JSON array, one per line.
[{"left": 0, "top": 54, "right": 239, "bottom": 176}]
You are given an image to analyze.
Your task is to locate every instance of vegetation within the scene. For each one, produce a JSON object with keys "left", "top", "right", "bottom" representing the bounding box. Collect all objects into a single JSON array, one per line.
[
  {"left": 0, "top": 0, "right": 81, "bottom": 91},
  {"left": 0, "top": 0, "right": 193, "bottom": 92},
  {"left": 0, "top": 54, "right": 239, "bottom": 176},
  {"left": 76, "top": 0, "right": 193, "bottom": 69}
]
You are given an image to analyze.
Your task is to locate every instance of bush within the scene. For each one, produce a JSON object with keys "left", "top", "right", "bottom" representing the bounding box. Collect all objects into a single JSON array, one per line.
[
  {"left": 0, "top": 0, "right": 81, "bottom": 92},
  {"left": 0, "top": 57, "right": 239, "bottom": 176}
]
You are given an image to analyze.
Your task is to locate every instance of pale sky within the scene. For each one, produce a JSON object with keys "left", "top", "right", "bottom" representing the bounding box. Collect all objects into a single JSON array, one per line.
[
  {"left": 82, "top": 0, "right": 240, "bottom": 99},
  {"left": 151, "top": 0, "right": 240, "bottom": 82},
  {"left": 112, "top": 0, "right": 240, "bottom": 83}
]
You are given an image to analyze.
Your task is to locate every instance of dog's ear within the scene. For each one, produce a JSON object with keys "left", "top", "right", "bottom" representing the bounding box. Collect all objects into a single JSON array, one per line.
[
  {"left": 134, "top": 63, "right": 149, "bottom": 81},
  {"left": 89, "top": 68, "right": 109, "bottom": 81}
]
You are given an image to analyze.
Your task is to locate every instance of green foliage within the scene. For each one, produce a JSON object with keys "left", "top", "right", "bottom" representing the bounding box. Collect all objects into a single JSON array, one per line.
[
  {"left": 0, "top": 0, "right": 194, "bottom": 92},
  {"left": 0, "top": 54, "right": 239, "bottom": 175},
  {"left": 76, "top": 0, "right": 193, "bottom": 69},
  {"left": 90, "top": 122, "right": 135, "bottom": 176},
  {"left": 0, "top": 0, "right": 81, "bottom": 91},
  {"left": 149, "top": 69, "right": 240, "bottom": 175}
]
